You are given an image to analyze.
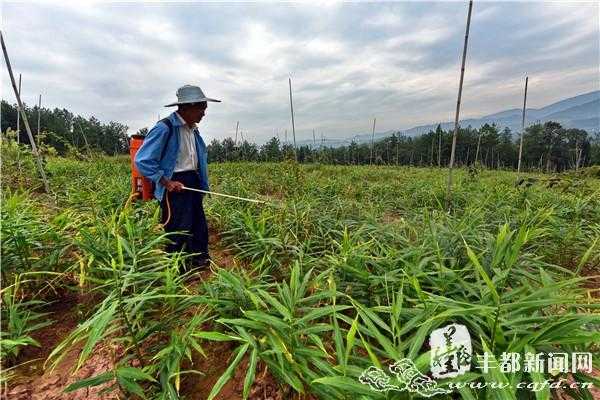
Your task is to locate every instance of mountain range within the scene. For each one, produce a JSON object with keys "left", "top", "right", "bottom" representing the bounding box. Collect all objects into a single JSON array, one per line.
[{"left": 300, "top": 90, "right": 600, "bottom": 148}]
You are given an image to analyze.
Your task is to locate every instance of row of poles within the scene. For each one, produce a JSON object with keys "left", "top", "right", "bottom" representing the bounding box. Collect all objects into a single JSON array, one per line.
[
  {"left": 284, "top": 1, "right": 526, "bottom": 209},
  {"left": 3, "top": 1, "right": 531, "bottom": 210}
]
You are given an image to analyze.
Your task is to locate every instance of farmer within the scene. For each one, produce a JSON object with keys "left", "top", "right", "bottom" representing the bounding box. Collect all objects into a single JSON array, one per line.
[{"left": 135, "top": 84, "right": 220, "bottom": 270}]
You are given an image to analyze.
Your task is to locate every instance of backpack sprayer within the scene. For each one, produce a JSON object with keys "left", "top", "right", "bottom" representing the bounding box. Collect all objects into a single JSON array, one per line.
[{"left": 129, "top": 134, "right": 154, "bottom": 201}]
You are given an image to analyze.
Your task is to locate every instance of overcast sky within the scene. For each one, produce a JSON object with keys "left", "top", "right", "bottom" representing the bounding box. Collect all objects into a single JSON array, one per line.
[{"left": 2, "top": 1, "right": 598, "bottom": 143}]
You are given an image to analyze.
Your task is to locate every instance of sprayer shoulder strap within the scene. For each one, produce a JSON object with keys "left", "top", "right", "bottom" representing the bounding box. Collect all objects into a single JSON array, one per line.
[{"left": 159, "top": 118, "right": 174, "bottom": 161}]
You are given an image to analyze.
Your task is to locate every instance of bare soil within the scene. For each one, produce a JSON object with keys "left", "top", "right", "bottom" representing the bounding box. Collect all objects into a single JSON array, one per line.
[{"left": 3, "top": 291, "right": 119, "bottom": 400}]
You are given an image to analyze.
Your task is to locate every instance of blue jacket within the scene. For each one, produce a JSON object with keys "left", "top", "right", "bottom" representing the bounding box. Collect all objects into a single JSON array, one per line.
[{"left": 134, "top": 112, "right": 209, "bottom": 201}]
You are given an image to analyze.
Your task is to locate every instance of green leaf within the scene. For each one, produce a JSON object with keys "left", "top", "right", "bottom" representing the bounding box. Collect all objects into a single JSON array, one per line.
[
  {"left": 78, "top": 302, "right": 117, "bottom": 370},
  {"left": 207, "top": 343, "right": 249, "bottom": 400},
  {"left": 117, "top": 375, "right": 146, "bottom": 398},
  {"left": 464, "top": 240, "right": 500, "bottom": 304},
  {"left": 524, "top": 345, "right": 549, "bottom": 400},
  {"left": 344, "top": 315, "right": 359, "bottom": 366},
  {"left": 193, "top": 331, "right": 242, "bottom": 342},
  {"left": 313, "top": 376, "right": 384, "bottom": 397},
  {"left": 479, "top": 341, "right": 516, "bottom": 400},
  {"left": 116, "top": 367, "right": 156, "bottom": 382},
  {"left": 243, "top": 347, "right": 258, "bottom": 399},
  {"left": 65, "top": 371, "right": 114, "bottom": 392}
]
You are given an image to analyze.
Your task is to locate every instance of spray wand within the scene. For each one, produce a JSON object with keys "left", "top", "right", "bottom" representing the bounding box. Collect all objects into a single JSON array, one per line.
[{"left": 181, "top": 186, "right": 268, "bottom": 205}]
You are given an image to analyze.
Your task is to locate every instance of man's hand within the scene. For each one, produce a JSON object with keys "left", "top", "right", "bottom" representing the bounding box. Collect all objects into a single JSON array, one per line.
[{"left": 160, "top": 177, "right": 184, "bottom": 192}]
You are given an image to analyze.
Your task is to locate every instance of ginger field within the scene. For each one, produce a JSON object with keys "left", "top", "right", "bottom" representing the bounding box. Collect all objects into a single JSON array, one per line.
[{"left": 2, "top": 146, "right": 600, "bottom": 399}]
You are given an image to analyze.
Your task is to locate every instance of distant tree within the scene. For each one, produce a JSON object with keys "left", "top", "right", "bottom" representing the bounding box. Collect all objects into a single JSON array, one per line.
[
  {"left": 136, "top": 127, "right": 149, "bottom": 137},
  {"left": 260, "top": 137, "right": 281, "bottom": 162}
]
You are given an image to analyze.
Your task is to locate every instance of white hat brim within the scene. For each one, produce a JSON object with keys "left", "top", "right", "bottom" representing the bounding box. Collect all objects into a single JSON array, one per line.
[{"left": 164, "top": 97, "right": 221, "bottom": 107}]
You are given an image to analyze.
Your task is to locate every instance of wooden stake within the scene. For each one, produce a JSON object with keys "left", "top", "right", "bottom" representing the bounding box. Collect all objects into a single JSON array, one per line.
[
  {"left": 1, "top": 32, "right": 50, "bottom": 193},
  {"left": 475, "top": 133, "right": 481, "bottom": 164},
  {"left": 16, "top": 73, "right": 21, "bottom": 143},
  {"left": 288, "top": 77, "right": 297, "bottom": 161},
  {"left": 430, "top": 135, "right": 434, "bottom": 166},
  {"left": 446, "top": 0, "right": 473, "bottom": 209},
  {"left": 234, "top": 121, "right": 239, "bottom": 145},
  {"left": 37, "top": 94, "right": 41, "bottom": 147},
  {"left": 437, "top": 126, "right": 442, "bottom": 167},
  {"left": 517, "top": 76, "right": 528, "bottom": 173},
  {"left": 77, "top": 122, "right": 91, "bottom": 155},
  {"left": 370, "top": 117, "right": 376, "bottom": 165},
  {"left": 312, "top": 129, "right": 316, "bottom": 163}
]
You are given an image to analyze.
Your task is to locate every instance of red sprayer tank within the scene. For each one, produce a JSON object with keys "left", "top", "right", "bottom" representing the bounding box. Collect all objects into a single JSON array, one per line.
[{"left": 129, "top": 135, "right": 154, "bottom": 201}]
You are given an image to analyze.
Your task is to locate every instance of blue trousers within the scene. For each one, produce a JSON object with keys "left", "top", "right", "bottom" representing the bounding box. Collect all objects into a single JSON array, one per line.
[{"left": 160, "top": 171, "right": 209, "bottom": 263}]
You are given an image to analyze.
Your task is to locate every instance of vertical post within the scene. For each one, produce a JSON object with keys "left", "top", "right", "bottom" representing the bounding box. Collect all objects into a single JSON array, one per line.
[
  {"left": 370, "top": 117, "right": 376, "bottom": 165},
  {"left": 437, "top": 127, "right": 442, "bottom": 167},
  {"left": 446, "top": 0, "right": 473, "bottom": 209},
  {"left": 37, "top": 94, "right": 41, "bottom": 147},
  {"left": 240, "top": 131, "right": 245, "bottom": 160},
  {"left": 16, "top": 74, "right": 22, "bottom": 169},
  {"left": 386, "top": 140, "right": 390, "bottom": 165},
  {"left": 1, "top": 32, "right": 50, "bottom": 193},
  {"left": 430, "top": 135, "right": 434, "bottom": 166},
  {"left": 234, "top": 121, "right": 239, "bottom": 145},
  {"left": 16, "top": 73, "right": 21, "bottom": 144},
  {"left": 312, "top": 129, "right": 316, "bottom": 163},
  {"left": 517, "top": 76, "right": 528, "bottom": 173},
  {"left": 321, "top": 132, "right": 324, "bottom": 162},
  {"left": 78, "top": 122, "right": 91, "bottom": 154},
  {"left": 288, "top": 77, "right": 297, "bottom": 161}
]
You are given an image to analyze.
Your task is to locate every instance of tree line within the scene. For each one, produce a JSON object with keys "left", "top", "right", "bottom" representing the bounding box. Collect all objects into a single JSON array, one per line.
[
  {"left": 2, "top": 100, "right": 598, "bottom": 171},
  {"left": 1, "top": 100, "right": 129, "bottom": 156},
  {"left": 208, "top": 122, "right": 599, "bottom": 172}
]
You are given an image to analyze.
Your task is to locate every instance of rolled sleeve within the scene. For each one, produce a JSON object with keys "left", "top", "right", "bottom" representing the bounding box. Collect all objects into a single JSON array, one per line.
[{"left": 134, "top": 122, "right": 168, "bottom": 183}]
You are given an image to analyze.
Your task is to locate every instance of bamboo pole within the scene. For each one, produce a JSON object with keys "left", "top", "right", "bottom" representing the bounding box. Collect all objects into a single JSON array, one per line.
[
  {"left": 370, "top": 117, "right": 376, "bottom": 165},
  {"left": 1, "top": 31, "right": 50, "bottom": 193},
  {"left": 288, "top": 77, "right": 297, "bottom": 161},
  {"left": 16, "top": 73, "right": 21, "bottom": 143},
  {"left": 475, "top": 133, "right": 481, "bottom": 164},
  {"left": 37, "top": 94, "right": 41, "bottom": 147},
  {"left": 517, "top": 76, "right": 528, "bottom": 173},
  {"left": 313, "top": 129, "right": 316, "bottom": 163},
  {"left": 446, "top": 0, "right": 473, "bottom": 209},
  {"left": 234, "top": 121, "right": 239, "bottom": 145},
  {"left": 430, "top": 135, "right": 434, "bottom": 166},
  {"left": 16, "top": 73, "right": 22, "bottom": 170},
  {"left": 386, "top": 140, "right": 390, "bottom": 165},
  {"left": 77, "top": 122, "right": 91, "bottom": 155},
  {"left": 437, "top": 127, "right": 442, "bottom": 167}
]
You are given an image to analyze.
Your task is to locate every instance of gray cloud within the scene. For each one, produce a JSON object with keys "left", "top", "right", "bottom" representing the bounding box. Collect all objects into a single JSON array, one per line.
[{"left": 2, "top": 1, "right": 598, "bottom": 144}]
